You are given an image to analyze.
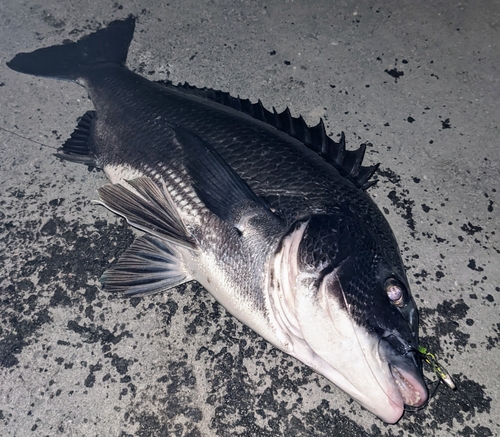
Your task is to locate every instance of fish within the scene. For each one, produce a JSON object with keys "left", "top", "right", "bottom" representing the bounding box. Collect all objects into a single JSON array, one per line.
[{"left": 7, "top": 16, "right": 428, "bottom": 423}]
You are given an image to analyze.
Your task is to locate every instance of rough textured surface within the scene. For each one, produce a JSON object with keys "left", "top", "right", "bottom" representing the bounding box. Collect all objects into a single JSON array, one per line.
[{"left": 0, "top": 1, "right": 498, "bottom": 436}]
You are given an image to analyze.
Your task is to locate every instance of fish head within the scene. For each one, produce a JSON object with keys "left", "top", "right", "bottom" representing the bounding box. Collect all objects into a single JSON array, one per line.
[{"left": 288, "top": 212, "right": 428, "bottom": 423}]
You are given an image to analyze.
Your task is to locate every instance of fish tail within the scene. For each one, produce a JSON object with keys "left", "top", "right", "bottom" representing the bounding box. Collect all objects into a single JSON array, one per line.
[{"left": 7, "top": 16, "right": 136, "bottom": 80}]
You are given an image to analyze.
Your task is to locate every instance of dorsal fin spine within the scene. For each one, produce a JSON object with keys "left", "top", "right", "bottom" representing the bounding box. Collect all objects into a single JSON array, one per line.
[
  {"left": 349, "top": 144, "right": 366, "bottom": 176},
  {"left": 256, "top": 100, "right": 266, "bottom": 121},
  {"left": 282, "top": 107, "right": 294, "bottom": 136},
  {"left": 336, "top": 132, "right": 346, "bottom": 166},
  {"left": 317, "top": 119, "right": 327, "bottom": 153},
  {"left": 273, "top": 107, "right": 282, "bottom": 130}
]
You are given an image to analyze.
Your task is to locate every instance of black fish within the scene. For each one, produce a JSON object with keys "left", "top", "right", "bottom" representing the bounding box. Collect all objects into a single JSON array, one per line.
[{"left": 7, "top": 16, "right": 428, "bottom": 422}]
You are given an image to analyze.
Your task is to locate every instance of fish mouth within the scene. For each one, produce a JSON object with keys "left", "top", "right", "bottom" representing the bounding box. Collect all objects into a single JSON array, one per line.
[
  {"left": 390, "top": 363, "right": 428, "bottom": 408},
  {"left": 377, "top": 336, "right": 428, "bottom": 422}
]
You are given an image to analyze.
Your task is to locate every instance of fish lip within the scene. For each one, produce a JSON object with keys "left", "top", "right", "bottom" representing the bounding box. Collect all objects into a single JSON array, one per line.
[
  {"left": 378, "top": 335, "right": 428, "bottom": 418},
  {"left": 389, "top": 363, "right": 428, "bottom": 409}
]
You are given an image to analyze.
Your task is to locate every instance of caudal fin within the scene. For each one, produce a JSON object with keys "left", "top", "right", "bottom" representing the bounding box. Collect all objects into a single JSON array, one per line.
[{"left": 7, "top": 16, "right": 136, "bottom": 80}]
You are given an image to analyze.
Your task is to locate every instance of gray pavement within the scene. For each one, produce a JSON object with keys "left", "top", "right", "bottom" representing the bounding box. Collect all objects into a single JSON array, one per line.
[{"left": 1, "top": 1, "right": 499, "bottom": 436}]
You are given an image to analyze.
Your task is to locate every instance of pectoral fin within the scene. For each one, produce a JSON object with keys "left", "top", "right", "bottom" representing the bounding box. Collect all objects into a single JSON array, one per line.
[
  {"left": 96, "top": 176, "right": 196, "bottom": 296},
  {"left": 101, "top": 235, "right": 192, "bottom": 295},
  {"left": 97, "top": 177, "right": 195, "bottom": 249},
  {"left": 173, "top": 125, "right": 279, "bottom": 231}
]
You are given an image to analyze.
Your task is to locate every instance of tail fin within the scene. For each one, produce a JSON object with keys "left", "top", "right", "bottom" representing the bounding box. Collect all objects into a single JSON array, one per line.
[{"left": 7, "top": 16, "right": 136, "bottom": 80}]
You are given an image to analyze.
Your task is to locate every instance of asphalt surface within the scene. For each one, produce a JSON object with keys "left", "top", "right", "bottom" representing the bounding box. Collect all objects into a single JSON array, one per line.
[{"left": 1, "top": 1, "right": 499, "bottom": 436}]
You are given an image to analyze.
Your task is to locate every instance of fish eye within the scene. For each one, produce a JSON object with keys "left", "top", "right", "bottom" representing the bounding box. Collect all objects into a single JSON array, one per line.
[{"left": 385, "top": 278, "right": 405, "bottom": 307}]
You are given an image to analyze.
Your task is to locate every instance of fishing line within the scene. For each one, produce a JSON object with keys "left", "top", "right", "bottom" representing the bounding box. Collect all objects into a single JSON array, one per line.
[{"left": 0, "top": 126, "right": 57, "bottom": 150}]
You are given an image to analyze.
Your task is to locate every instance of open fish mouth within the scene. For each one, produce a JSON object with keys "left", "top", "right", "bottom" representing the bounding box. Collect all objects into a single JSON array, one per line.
[
  {"left": 375, "top": 334, "right": 428, "bottom": 422},
  {"left": 390, "top": 364, "right": 428, "bottom": 408}
]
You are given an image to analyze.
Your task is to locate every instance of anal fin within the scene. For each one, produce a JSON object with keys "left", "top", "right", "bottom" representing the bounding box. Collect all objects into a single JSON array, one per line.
[
  {"left": 55, "top": 110, "right": 99, "bottom": 167},
  {"left": 101, "top": 235, "right": 192, "bottom": 295}
]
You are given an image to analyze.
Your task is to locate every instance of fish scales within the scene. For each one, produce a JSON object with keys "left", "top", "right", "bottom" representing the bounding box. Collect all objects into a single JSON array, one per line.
[
  {"left": 89, "top": 65, "right": 348, "bottom": 217},
  {"left": 88, "top": 63, "right": 402, "bottom": 276},
  {"left": 7, "top": 16, "right": 428, "bottom": 423}
]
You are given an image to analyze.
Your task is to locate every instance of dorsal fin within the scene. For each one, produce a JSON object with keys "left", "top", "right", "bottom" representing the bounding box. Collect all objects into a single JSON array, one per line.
[{"left": 157, "top": 81, "right": 379, "bottom": 190}]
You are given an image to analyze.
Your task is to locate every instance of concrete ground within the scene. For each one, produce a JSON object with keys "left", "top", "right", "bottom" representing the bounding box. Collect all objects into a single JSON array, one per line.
[{"left": 0, "top": 0, "right": 498, "bottom": 436}]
